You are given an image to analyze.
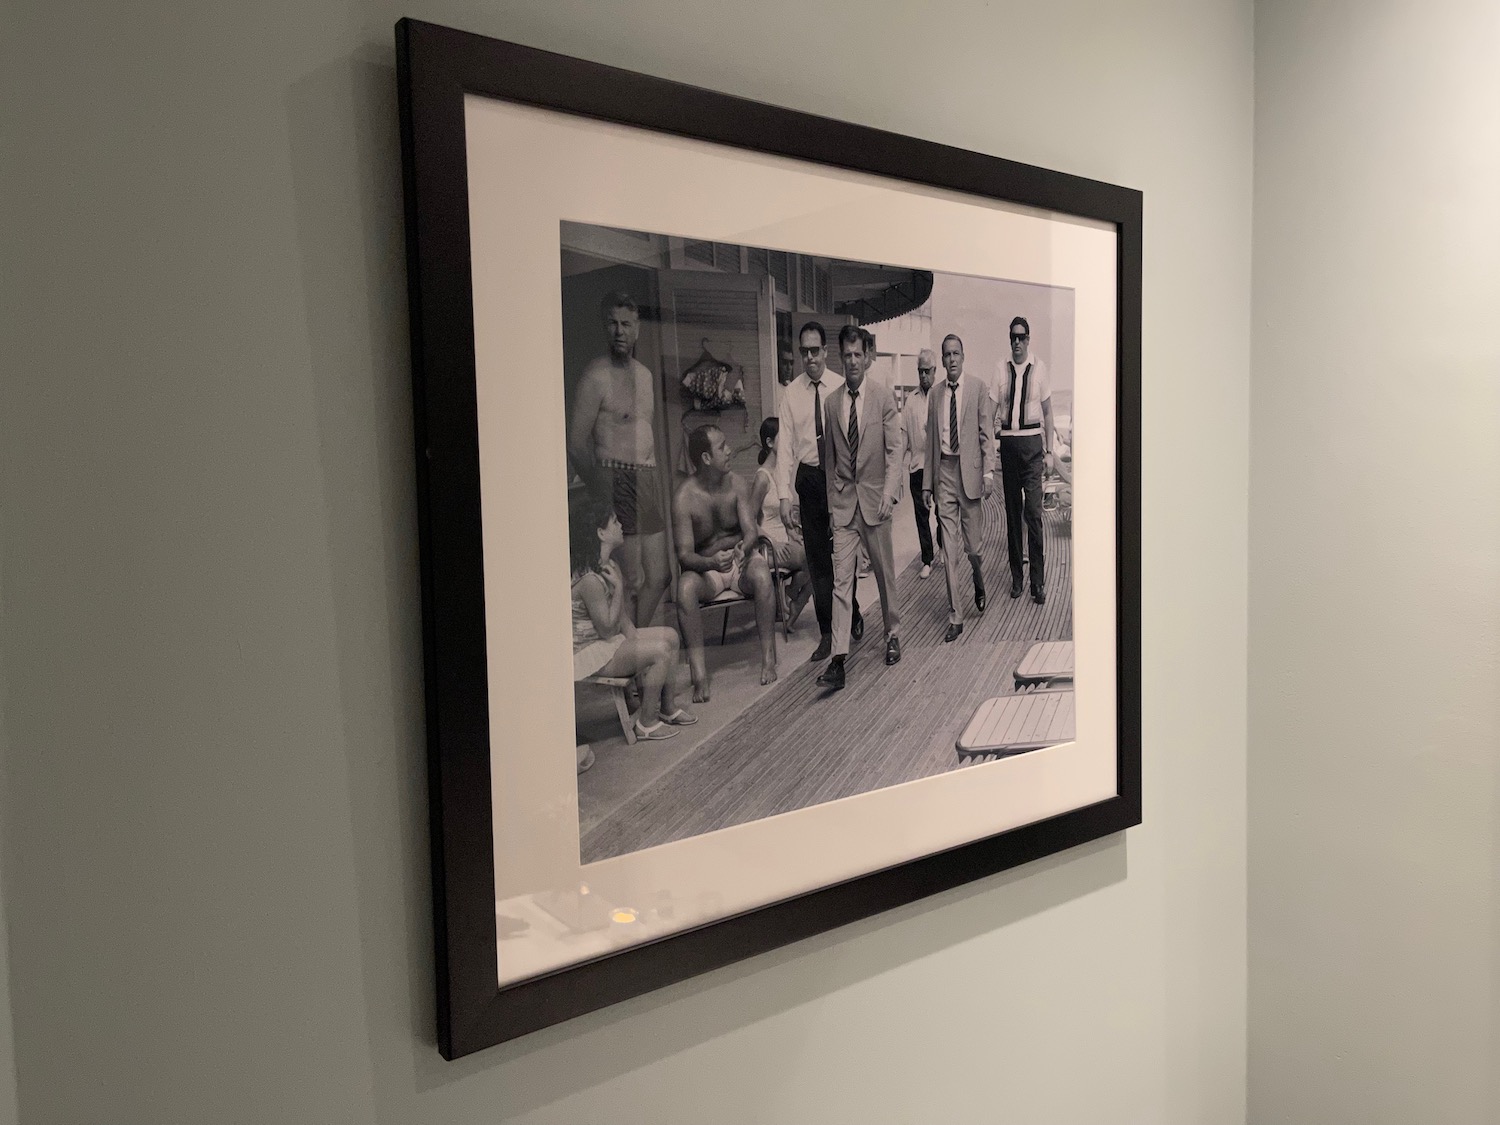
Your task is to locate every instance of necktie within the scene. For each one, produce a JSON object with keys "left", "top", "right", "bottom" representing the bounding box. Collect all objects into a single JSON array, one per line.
[
  {"left": 812, "top": 380, "right": 823, "bottom": 470},
  {"left": 948, "top": 381, "right": 959, "bottom": 453},
  {"left": 847, "top": 390, "right": 860, "bottom": 472},
  {"left": 1007, "top": 364, "right": 1017, "bottom": 431}
]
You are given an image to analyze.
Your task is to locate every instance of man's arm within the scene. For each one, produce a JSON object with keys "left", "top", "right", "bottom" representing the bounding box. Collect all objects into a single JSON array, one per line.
[
  {"left": 673, "top": 484, "right": 732, "bottom": 573},
  {"left": 978, "top": 381, "right": 995, "bottom": 479},
  {"left": 732, "top": 474, "right": 761, "bottom": 555},
  {"left": 900, "top": 400, "right": 917, "bottom": 474},
  {"left": 1037, "top": 360, "right": 1055, "bottom": 469},
  {"left": 774, "top": 387, "right": 798, "bottom": 502},
  {"left": 567, "top": 368, "right": 605, "bottom": 469},
  {"left": 775, "top": 391, "right": 800, "bottom": 530},
  {"left": 879, "top": 389, "right": 904, "bottom": 516}
]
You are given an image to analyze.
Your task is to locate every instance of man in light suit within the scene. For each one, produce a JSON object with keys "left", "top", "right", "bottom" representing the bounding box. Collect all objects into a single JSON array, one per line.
[
  {"left": 815, "top": 325, "right": 905, "bottom": 691},
  {"left": 922, "top": 334, "right": 995, "bottom": 643}
]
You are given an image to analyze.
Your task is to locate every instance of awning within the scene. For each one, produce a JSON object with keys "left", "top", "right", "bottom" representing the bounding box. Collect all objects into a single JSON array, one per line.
[{"left": 829, "top": 262, "right": 934, "bottom": 326}]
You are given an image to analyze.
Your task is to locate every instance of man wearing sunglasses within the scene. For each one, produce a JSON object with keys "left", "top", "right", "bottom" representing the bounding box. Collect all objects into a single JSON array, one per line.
[
  {"left": 775, "top": 321, "right": 862, "bottom": 662},
  {"left": 995, "top": 316, "right": 1056, "bottom": 605}
]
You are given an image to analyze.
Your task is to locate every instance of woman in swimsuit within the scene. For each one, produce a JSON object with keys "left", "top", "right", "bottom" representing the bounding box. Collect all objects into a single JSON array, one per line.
[
  {"left": 570, "top": 491, "right": 696, "bottom": 741},
  {"left": 749, "top": 417, "right": 812, "bottom": 628}
]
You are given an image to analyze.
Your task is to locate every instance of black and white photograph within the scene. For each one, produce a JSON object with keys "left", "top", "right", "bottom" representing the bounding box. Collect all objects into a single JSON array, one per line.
[{"left": 562, "top": 222, "right": 1078, "bottom": 864}]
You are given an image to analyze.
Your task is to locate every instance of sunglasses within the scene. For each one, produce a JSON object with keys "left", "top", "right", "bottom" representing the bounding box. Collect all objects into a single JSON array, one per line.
[
  {"left": 917, "top": 366, "right": 937, "bottom": 375},
  {"left": 1010, "top": 333, "right": 1029, "bottom": 342}
]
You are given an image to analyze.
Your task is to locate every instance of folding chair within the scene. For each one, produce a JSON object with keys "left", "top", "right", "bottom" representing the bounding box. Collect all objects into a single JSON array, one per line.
[
  {"left": 706, "top": 587, "right": 754, "bottom": 645},
  {"left": 580, "top": 675, "right": 636, "bottom": 744}
]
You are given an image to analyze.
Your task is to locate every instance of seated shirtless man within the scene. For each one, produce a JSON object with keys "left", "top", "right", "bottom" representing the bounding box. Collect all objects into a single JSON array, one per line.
[{"left": 674, "top": 424, "right": 778, "bottom": 698}]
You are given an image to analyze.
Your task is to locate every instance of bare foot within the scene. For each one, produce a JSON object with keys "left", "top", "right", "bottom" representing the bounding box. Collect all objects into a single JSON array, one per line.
[
  {"left": 760, "top": 663, "right": 779, "bottom": 686},
  {"left": 692, "top": 680, "right": 711, "bottom": 704}
]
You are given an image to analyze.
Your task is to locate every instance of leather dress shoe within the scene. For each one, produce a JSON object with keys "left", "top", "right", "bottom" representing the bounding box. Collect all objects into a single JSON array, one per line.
[
  {"left": 974, "top": 583, "right": 987, "bottom": 613},
  {"left": 943, "top": 622, "right": 964, "bottom": 643},
  {"left": 1032, "top": 587, "right": 1046, "bottom": 605},
  {"left": 1009, "top": 579, "right": 1024, "bottom": 599},
  {"left": 885, "top": 635, "right": 902, "bottom": 665},
  {"left": 816, "top": 656, "right": 846, "bottom": 690},
  {"left": 809, "top": 634, "right": 832, "bottom": 662},
  {"left": 851, "top": 609, "right": 865, "bottom": 642}
]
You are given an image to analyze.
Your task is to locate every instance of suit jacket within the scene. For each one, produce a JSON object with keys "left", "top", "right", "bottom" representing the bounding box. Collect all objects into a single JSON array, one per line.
[
  {"left": 925, "top": 375, "right": 995, "bottom": 502},
  {"left": 822, "top": 380, "right": 905, "bottom": 527}
]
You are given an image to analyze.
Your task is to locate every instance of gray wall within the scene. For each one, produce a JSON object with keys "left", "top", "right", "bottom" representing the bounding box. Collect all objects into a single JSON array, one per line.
[
  {"left": 0, "top": 680, "right": 14, "bottom": 1125},
  {"left": 1, "top": 0, "right": 1252, "bottom": 1121},
  {"left": 1249, "top": 1, "right": 1500, "bottom": 1122}
]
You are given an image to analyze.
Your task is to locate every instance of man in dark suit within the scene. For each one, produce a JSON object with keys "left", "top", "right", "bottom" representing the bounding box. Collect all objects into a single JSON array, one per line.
[
  {"left": 815, "top": 325, "right": 905, "bottom": 690},
  {"left": 922, "top": 334, "right": 995, "bottom": 643}
]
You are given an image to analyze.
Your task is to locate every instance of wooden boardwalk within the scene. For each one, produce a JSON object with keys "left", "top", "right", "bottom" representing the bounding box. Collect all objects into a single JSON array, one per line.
[{"left": 581, "top": 495, "right": 1074, "bottom": 863}]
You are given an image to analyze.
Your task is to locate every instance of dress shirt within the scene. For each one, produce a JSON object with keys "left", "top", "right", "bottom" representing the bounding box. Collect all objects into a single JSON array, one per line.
[
  {"left": 902, "top": 388, "right": 930, "bottom": 472},
  {"left": 774, "top": 369, "right": 844, "bottom": 499},
  {"left": 997, "top": 354, "right": 1052, "bottom": 436},
  {"left": 938, "top": 373, "right": 969, "bottom": 457},
  {"left": 844, "top": 382, "right": 869, "bottom": 447}
]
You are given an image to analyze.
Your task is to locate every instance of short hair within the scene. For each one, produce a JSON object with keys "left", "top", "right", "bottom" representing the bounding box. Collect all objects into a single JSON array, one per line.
[
  {"left": 917, "top": 347, "right": 937, "bottom": 366},
  {"left": 687, "top": 423, "right": 721, "bottom": 470},
  {"left": 601, "top": 291, "right": 639, "bottom": 320},
  {"left": 836, "top": 323, "right": 865, "bottom": 353},
  {"left": 798, "top": 321, "right": 827, "bottom": 347},
  {"left": 861, "top": 328, "right": 877, "bottom": 354},
  {"left": 941, "top": 333, "right": 964, "bottom": 354},
  {"left": 1009, "top": 316, "right": 1030, "bottom": 337}
]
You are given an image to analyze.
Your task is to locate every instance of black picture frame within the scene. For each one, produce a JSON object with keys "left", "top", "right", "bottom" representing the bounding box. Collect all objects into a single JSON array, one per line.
[{"left": 396, "top": 15, "right": 1142, "bottom": 1061}]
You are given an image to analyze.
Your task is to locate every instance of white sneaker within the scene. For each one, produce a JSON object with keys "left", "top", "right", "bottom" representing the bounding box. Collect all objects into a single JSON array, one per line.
[{"left": 918, "top": 563, "right": 933, "bottom": 580}]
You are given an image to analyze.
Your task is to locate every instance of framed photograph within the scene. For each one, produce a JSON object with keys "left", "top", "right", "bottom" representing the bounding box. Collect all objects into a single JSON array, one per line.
[{"left": 396, "top": 16, "right": 1141, "bottom": 1060}]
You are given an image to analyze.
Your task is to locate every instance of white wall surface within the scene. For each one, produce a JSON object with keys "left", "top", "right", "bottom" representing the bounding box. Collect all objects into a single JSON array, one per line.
[
  {"left": 1, "top": 0, "right": 1252, "bottom": 1122},
  {"left": 1249, "top": 2, "right": 1500, "bottom": 1122}
]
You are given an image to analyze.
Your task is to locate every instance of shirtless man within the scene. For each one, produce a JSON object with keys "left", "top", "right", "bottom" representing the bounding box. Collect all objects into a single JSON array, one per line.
[
  {"left": 673, "top": 424, "right": 778, "bottom": 698},
  {"left": 567, "top": 291, "right": 670, "bottom": 628}
]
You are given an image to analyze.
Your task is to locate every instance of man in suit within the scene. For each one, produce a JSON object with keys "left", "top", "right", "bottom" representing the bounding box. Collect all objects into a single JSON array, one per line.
[
  {"left": 994, "top": 316, "right": 1056, "bottom": 604},
  {"left": 902, "top": 347, "right": 942, "bottom": 579},
  {"left": 922, "top": 334, "right": 995, "bottom": 643},
  {"left": 815, "top": 325, "right": 905, "bottom": 691},
  {"left": 775, "top": 321, "right": 862, "bottom": 662}
]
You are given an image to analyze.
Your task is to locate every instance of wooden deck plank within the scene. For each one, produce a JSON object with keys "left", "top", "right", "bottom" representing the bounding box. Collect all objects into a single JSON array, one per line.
[
  {"left": 581, "top": 497, "right": 1074, "bottom": 863},
  {"left": 1051, "top": 694, "right": 1074, "bottom": 741},
  {"left": 1024, "top": 693, "right": 1058, "bottom": 743}
]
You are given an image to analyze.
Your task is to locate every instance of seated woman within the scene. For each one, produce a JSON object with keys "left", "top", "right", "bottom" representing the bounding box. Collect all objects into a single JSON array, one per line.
[
  {"left": 570, "top": 491, "right": 696, "bottom": 741},
  {"left": 750, "top": 417, "right": 812, "bottom": 628},
  {"left": 1043, "top": 415, "right": 1073, "bottom": 512}
]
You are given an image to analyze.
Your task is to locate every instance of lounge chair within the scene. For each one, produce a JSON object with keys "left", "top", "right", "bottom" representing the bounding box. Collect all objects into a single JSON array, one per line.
[
  {"left": 956, "top": 688, "right": 1075, "bottom": 763},
  {"left": 1013, "top": 640, "right": 1074, "bottom": 688}
]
